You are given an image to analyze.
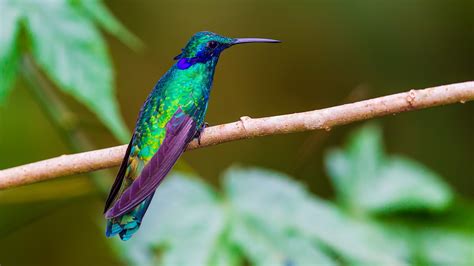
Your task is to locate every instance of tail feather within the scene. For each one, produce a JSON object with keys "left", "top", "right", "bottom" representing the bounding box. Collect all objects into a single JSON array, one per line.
[{"left": 106, "top": 192, "right": 155, "bottom": 241}]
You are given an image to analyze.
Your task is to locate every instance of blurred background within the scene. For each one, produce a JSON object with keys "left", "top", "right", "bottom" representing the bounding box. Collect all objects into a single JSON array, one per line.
[{"left": 0, "top": 0, "right": 473, "bottom": 265}]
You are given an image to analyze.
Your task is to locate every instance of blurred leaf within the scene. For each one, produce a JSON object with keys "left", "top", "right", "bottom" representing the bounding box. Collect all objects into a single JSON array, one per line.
[
  {"left": 435, "top": 200, "right": 474, "bottom": 233},
  {"left": 417, "top": 229, "right": 474, "bottom": 265},
  {"left": 325, "top": 124, "right": 385, "bottom": 209},
  {"left": 3, "top": 0, "right": 130, "bottom": 142},
  {"left": 325, "top": 124, "right": 453, "bottom": 214},
  {"left": 209, "top": 233, "right": 242, "bottom": 266},
  {"left": 383, "top": 225, "right": 474, "bottom": 266},
  {"left": 346, "top": 124, "right": 385, "bottom": 190},
  {"left": 358, "top": 156, "right": 453, "bottom": 213},
  {"left": 230, "top": 216, "right": 336, "bottom": 266},
  {"left": 113, "top": 173, "right": 227, "bottom": 266},
  {"left": 224, "top": 167, "right": 406, "bottom": 265},
  {"left": 325, "top": 149, "right": 352, "bottom": 202},
  {"left": 24, "top": 0, "right": 129, "bottom": 142},
  {"left": 73, "top": 0, "right": 143, "bottom": 51},
  {"left": 0, "top": 0, "right": 21, "bottom": 103}
]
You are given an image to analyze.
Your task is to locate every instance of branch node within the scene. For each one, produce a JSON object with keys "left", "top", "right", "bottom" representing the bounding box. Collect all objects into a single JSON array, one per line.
[
  {"left": 406, "top": 89, "right": 417, "bottom": 108},
  {"left": 239, "top": 116, "right": 252, "bottom": 131}
]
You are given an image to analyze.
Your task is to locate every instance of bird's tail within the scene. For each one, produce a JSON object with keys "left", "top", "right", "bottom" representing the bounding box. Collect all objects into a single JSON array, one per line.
[{"left": 106, "top": 192, "right": 155, "bottom": 241}]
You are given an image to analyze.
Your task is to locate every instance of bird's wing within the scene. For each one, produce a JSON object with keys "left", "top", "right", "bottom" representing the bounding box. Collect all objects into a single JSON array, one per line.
[
  {"left": 103, "top": 139, "right": 133, "bottom": 213},
  {"left": 103, "top": 84, "right": 166, "bottom": 215},
  {"left": 105, "top": 107, "right": 197, "bottom": 218}
]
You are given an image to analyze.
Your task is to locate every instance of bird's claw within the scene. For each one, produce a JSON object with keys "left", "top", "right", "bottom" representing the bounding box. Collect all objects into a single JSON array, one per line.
[{"left": 195, "top": 122, "right": 209, "bottom": 145}]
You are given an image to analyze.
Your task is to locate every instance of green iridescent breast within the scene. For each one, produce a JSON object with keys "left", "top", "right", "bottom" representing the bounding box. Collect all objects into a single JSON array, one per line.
[{"left": 125, "top": 57, "right": 217, "bottom": 183}]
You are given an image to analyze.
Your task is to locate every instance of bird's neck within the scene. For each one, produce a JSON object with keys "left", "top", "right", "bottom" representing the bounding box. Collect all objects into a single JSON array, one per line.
[{"left": 172, "top": 56, "right": 220, "bottom": 94}]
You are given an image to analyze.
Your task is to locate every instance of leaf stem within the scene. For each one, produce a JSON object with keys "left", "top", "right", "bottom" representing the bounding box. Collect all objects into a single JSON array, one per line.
[{"left": 19, "top": 55, "right": 111, "bottom": 195}]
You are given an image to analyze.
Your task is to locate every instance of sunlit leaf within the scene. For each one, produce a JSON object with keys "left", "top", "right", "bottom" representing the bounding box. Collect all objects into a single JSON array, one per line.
[
  {"left": 325, "top": 124, "right": 453, "bottom": 214},
  {"left": 417, "top": 229, "right": 474, "bottom": 265},
  {"left": 230, "top": 216, "right": 336, "bottom": 266},
  {"left": 224, "top": 167, "right": 406, "bottom": 265},
  {"left": 209, "top": 234, "right": 242, "bottom": 266},
  {"left": 73, "top": 0, "right": 143, "bottom": 50},
  {"left": 19, "top": 0, "right": 129, "bottom": 142},
  {"left": 358, "top": 156, "right": 453, "bottom": 212},
  {"left": 383, "top": 225, "right": 474, "bottom": 266},
  {"left": 345, "top": 124, "right": 385, "bottom": 208},
  {"left": 0, "top": 0, "right": 21, "bottom": 103},
  {"left": 325, "top": 149, "right": 351, "bottom": 202},
  {"left": 347, "top": 124, "right": 385, "bottom": 179}
]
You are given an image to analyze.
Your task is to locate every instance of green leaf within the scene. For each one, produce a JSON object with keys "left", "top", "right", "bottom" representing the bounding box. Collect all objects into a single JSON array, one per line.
[
  {"left": 230, "top": 216, "right": 336, "bottom": 266},
  {"left": 347, "top": 124, "right": 385, "bottom": 184},
  {"left": 385, "top": 226, "right": 474, "bottom": 266},
  {"left": 346, "top": 124, "right": 385, "bottom": 206},
  {"left": 114, "top": 173, "right": 228, "bottom": 266},
  {"left": 325, "top": 148, "right": 352, "bottom": 202},
  {"left": 72, "top": 0, "right": 143, "bottom": 51},
  {"left": 0, "top": 200, "right": 64, "bottom": 238},
  {"left": 224, "top": 167, "right": 406, "bottom": 265},
  {"left": 357, "top": 156, "right": 453, "bottom": 213},
  {"left": 209, "top": 233, "right": 242, "bottom": 266},
  {"left": 0, "top": 0, "right": 22, "bottom": 103},
  {"left": 21, "top": 0, "right": 129, "bottom": 142},
  {"left": 417, "top": 229, "right": 474, "bottom": 266},
  {"left": 325, "top": 124, "right": 453, "bottom": 214}
]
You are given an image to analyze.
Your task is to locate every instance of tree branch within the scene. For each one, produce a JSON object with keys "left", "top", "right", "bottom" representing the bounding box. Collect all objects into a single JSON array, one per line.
[{"left": 1, "top": 81, "right": 473, "bottom": 190}]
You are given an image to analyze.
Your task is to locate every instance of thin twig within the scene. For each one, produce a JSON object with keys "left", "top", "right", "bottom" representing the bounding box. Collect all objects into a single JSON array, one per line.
[
  {"left": 1, "top": 81, "right": 473, "bottom": 190},
  {"left": 20, "top": 55, "right": 114, "bottom": 194}
]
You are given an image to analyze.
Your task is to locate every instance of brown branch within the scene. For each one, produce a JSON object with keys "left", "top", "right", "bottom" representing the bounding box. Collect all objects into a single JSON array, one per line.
[{"left": 1, "top": 81, "right": 473, "bottom": 190}]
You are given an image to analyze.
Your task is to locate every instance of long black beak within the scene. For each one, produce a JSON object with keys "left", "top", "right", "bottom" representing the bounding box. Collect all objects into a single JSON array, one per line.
[{"left": 232, "top": 38, "right": 281, "bottom": 45}]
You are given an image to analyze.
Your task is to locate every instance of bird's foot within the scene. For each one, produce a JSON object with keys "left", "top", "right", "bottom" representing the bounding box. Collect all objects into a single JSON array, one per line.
[{"left": 194, "top": 122, "right": 209, "bottom": 145}]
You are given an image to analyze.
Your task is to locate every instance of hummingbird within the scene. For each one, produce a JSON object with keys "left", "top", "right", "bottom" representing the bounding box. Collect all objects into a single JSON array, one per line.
[{"left": 104, "top": 31, "right": 280, "bottom": 240}]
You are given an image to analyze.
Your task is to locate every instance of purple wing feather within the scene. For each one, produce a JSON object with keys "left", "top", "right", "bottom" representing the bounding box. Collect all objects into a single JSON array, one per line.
[
  {"left": 104, "top": 139, "right": 133, "bottom": 213},
  {"left": 105, "top": 108, "right": 197, "bottom": 218}
]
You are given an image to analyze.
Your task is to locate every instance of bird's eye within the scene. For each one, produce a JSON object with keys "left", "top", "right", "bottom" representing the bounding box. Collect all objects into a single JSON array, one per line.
[{"left": 207, "top": 41, "right": 218, "bottom": 49}]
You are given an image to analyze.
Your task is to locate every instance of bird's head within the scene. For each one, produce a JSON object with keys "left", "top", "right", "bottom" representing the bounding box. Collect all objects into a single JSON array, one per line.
[{"left": 175, "top": 31, "right": 280, "bottom": 70}]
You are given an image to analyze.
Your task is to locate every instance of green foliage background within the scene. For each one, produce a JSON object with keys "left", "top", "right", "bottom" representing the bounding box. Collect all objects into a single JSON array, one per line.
[
  {"left": 108, "top": 125, "right": 473, "bottom": 266},
  {"left": 0, "top": 0, "right": 473, "bottom": 265}
]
